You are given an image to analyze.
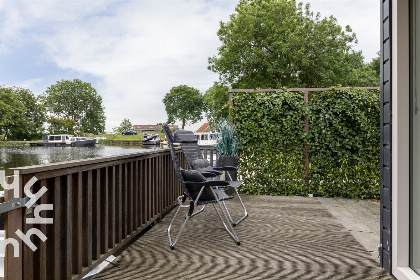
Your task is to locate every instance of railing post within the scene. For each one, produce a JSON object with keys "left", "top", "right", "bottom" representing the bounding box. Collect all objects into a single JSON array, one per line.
[
  {"left": 108, "top": 165, "right": 116, "bottom": 249},
  {"left": 92, "top": 169, "right": 101, "bottom": 260},
  {"left": 72, "top": 172, "right": 83, "bottom": 274},
  {"left": 5, "top": 175, "right": 24, "bottom": 280},
  {"left": 82, "top": 171, "right": 93, "bottom": 267},
  {"left": 100, "top": 167, "right": 109, "bottom": 254}
]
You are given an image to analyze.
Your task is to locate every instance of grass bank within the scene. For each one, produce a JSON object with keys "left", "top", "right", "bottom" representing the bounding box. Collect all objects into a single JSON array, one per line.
[{"left": 0, "top": 141, "right": 27, "bottom": 147}]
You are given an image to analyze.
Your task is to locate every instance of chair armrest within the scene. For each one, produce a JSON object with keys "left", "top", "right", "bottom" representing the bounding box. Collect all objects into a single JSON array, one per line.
[
  {"left": 213, "top": 166, "right": 237, "bottom": 172},
  {"left": 180, "top": 139, "right": 198, "bottom": 143},
  {"left": 227, "top": 180, "right": 244, "bottom": 188},
  {"left": 201, "top": 171, "right": 218, "bottom": 178},
  {"left": 207, "top": 169, "right": 223, "bottom": 175},
  {"left": 184, "top": 180, "right": 230, "bottom": 187}
]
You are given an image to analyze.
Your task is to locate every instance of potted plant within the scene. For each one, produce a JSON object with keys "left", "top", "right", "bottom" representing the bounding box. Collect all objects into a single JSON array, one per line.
[{"left": 215, "top": 120, "right": 240, "bottom": 181}]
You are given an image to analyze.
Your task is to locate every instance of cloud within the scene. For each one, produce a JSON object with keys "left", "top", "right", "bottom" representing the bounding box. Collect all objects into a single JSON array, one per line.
[
  {"left": 306, "top": 0, "right": 380, "bottom": 62},
  {"left": 0, "top": 0, "right": 237, "bottom": 131},
  {"left": 0, "top": 0, "right": 380, "bottom": 132}
]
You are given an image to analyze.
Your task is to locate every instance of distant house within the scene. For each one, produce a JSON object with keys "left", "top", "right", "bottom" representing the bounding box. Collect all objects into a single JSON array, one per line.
[
  {"left": 133, "top": 124, "right": 178, "bottom": 134},
  {"left": 196, "top": 122, "right": 212, "bottom": 133}
]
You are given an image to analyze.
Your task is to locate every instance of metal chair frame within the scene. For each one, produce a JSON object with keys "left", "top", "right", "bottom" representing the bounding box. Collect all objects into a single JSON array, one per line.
[
  {"left": 162, "top": 123, "right": 240, "bottom": 250},
  {"left": 174, "top": 129, "right": 248, "bottom": 226}
]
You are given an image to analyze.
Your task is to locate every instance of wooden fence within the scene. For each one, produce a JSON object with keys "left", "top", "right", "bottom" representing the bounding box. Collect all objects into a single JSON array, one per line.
[{"left": 2, "top": 148, "right": 188, "bottom": 280}]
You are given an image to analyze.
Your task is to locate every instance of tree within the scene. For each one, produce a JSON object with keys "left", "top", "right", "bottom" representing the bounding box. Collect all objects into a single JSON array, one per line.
[
  {"left": 43, "top": 79, "right": 106, "bottom": 134},
  {"left": 338, "top": 51, "right": 380, "bottom": 87},
  {"left": 47, "top": 116, "right": 75, "bottom": 135},
  {"left": 0, "top": 86, "right": 45, "bottom": 140},
  {"left": 368, "top": 52, "right": 381, "bottom": 77},
  {"left": 113, "top": 118, "right": 133, "bottom": 134},
  {"left": 162, "top": 85, "right": 205, "bottom": 129},
  {"left": 13, "top": 87, "right": 46, "bottom": 140},
  {"left": 0, "top": 87, "right": 26, "bottom": 140},
  {"left": 203, "top": 82, "right": 230, "bottom": 128},
  {"left": 208, "top": 0, "right": 378, "bottom": 88}
]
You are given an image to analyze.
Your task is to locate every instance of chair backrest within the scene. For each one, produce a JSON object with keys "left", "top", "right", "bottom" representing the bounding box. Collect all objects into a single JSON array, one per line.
[
  {"left": 174, "top": 130, "right": 205, "bottom": 168},
  {"left": 174, "top": 130, "right": 198, "bottom": 143},
  {"left": 162, "top": 124, "right": 191, "bottom": 198}
]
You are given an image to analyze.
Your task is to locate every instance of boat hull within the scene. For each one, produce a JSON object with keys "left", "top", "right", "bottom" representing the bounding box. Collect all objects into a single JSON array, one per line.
[
  {"left": 142, "top": 140, "right": 160, "bottom": 145},
  {"left": 37, "top": 139, "right": 96, "bottom": 147}
]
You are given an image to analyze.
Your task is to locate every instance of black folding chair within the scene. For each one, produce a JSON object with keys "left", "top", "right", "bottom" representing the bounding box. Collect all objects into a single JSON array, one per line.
[
  {"left": 174, "top": 129, "right": 248, "bottom": 226},
  {"left": 162, "top": 123, "right": 240, "bottom": 249}
]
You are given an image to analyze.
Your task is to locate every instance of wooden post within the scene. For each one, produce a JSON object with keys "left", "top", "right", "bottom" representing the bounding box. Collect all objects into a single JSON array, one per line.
[
  {"left": 108, "top": 165, "right": 115, "bottom": 249},
  {"left": 72, "top": 172, "right": 83, "bottom": 274},
  {"left": 229, "top": 91, "right": 234, "bottom": 126},
  {"left": 304, "top": 91, "right": 310, "bottom": 184},
  {"left": 5, "top": 175, "right": 24, "bottom": 280}
]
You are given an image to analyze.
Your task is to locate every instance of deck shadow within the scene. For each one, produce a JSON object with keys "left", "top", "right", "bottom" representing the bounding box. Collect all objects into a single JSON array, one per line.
[{"left": 94, "top": 195, "right": 393, "bottom": 280}]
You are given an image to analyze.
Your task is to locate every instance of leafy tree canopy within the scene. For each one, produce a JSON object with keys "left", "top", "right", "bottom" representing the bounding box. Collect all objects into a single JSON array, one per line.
[
  {"left": 0, "top": 86, "right": 46, "bottom": 140},
  {"left": 113, "top": 118, "right": 133, "bottom": 134},
  {"left": 368, "top": 52, "right": 380, "bottom": 77},
  {"left": 0, "top": 87, "right": 26, "bottom": 140},
  {"left": 162, "top": 85, "right": 205, "bottom": 129},
  {"left": 208, "top": 0, "right": 379, "bottom": 88},
  {"left": 43, "top": 79, "right": 106, "bottom": 135},
  {"left": 203, "top": 82, "right": 230, "bottom": 128},
  {"left": 47, "top": 116, "right": 75, "bottom": 135}
]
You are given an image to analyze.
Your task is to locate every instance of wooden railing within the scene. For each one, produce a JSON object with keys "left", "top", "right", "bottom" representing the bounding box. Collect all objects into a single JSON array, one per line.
[
  {"left": 3, "top": 148, "right": 186, "bottom": 280},
  {"left": 199, "top": 146, "right": 218, "bottom": 167}
]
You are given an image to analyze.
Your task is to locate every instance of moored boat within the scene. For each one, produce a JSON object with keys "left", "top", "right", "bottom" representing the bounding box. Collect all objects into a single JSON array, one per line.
[
  {"left": 193, "top": 132, "right": 220, "bottom": 146},
  {"left": 37, "top": 134, "right": 96, "bottom": 147},
  {"left": 142, "top": 133, "right": 161, "bottom": 145}
]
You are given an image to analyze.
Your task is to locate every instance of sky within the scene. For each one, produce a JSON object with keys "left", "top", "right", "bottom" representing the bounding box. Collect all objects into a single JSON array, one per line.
[{"left": 0, "top": 0, "right": 380, "bottom": 132}]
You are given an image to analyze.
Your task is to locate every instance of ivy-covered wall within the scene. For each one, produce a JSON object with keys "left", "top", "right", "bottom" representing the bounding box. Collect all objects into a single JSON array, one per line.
[{"left": 232, "top": 89, "right": 380, "bottom": 199}]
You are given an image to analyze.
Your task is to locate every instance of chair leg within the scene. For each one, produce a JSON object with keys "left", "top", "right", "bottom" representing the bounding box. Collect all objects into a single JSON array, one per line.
[
  {"left": 231, "top": 187, "right": 248, "bottom": 226},
  {"left": 191, "top": 205, "right": 206, "bottom": 217},
  {"left": 210, "top": 188, "right": 240, "bottom": 245},
  {"left": 168, "top": 196, "right": 190, "bottom": 250},
  {"left": 214, "top": 186, "right": 235, "bottom": 225},
  {"left": 217, "top": 186, "right": 248, "bottom": 227},
  {"left": 168, "top": 187, "right": 241, "bottom": 249},
  {"left": 168, "top": 188, "right": 207, "bottom": 250},
  {"left": 224, "top": 172, "right": 248, "bottom": 226}
]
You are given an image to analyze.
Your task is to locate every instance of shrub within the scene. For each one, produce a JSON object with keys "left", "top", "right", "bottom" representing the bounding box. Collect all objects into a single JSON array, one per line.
[{"left": 232, "top": 89, "right": 380, "bottom": 199}]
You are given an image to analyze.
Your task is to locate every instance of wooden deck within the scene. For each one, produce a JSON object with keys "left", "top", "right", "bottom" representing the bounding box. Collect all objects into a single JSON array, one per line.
[{"left": 94, "top": 195, "right": 392, "bottom": 280}]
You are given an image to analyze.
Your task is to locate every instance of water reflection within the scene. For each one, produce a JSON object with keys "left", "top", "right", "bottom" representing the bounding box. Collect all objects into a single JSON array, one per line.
[{"left": 0, "top": 145, "right": 160, "bottom": 173}]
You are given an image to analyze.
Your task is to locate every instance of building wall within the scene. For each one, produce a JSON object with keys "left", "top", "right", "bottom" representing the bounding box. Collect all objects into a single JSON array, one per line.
[{"left": 381, "top": 0, "right": 392, "bottom": 271}]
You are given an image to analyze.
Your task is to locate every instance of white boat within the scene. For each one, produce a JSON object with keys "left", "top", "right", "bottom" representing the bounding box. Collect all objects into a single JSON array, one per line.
[
  {"left": 142, "top": 132, "right": 161, "bottom": 145},
  {"left": 37, "top": 134, "right": 96, "bottom": 147},
  {"left": 193, "top": 132, "right": 220, "bottom": 146}
]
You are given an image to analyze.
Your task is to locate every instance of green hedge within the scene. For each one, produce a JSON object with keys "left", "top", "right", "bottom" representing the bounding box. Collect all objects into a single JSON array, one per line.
[{"left": 232, "top": 89, "right": 380, "bottom": 199}]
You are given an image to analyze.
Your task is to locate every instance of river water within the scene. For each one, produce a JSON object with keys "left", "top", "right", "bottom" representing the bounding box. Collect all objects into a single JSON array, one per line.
[{"left": 0, "top": 145, "right": 160, "bottom": 174}]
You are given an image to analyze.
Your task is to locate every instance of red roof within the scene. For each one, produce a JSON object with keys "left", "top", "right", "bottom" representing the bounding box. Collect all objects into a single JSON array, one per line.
[{"left": 196, "top": 123, "right": 210, "bottom": 133}]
